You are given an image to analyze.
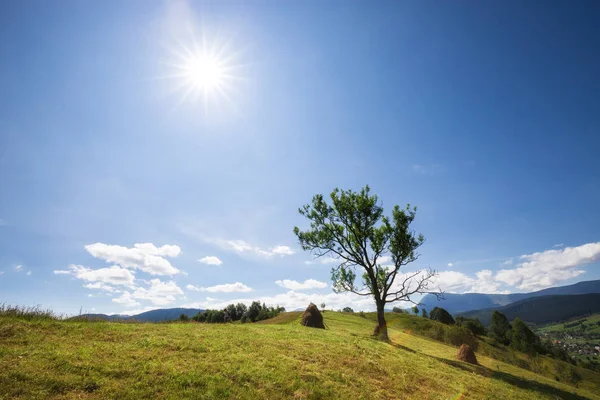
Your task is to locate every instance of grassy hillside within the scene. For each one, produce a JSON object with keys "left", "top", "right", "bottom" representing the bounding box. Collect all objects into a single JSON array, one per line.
[
  {"left": 536, "top": 314, "right": 600, "bottom": 364},
  {"left": 1, "top": 310, "right": 599, "bottom": 399}
]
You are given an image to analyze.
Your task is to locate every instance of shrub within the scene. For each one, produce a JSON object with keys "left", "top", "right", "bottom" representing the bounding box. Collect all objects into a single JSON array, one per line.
[{"left": 342, "top": 307, "right": 354, "bottom": 313}]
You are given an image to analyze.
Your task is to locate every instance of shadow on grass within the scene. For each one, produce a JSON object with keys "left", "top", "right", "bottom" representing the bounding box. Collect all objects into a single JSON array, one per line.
[{"left": 428, "top": 355, "right": 588, "bottom": 400}]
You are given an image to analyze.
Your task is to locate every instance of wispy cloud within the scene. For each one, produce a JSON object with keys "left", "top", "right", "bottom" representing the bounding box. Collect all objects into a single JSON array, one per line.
[
  {"left": 181, "top": 227, "right": 295, "bottom": 259},
  {"left": 220, "top": 240, "right": 295, "bottom": 257},
  {"left": 412, "top": 164, "right": 444, "bottom": 175},
  {"left": 15, "top": 265, "right": 23, "bottom": 272},
  {"left": 186, "top": 282, "right": 253, "bottom": 293}
]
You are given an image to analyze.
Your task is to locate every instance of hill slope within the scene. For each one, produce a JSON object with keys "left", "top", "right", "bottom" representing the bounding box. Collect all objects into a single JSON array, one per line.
[
  {"left": 1, "top": 311, "right": 599, "bottom": 399},
  {"left": 420, "top": 280, "right": 600, "bottom": 314},
  {"left": 458, "top": 294, "right": 600, "bottom": 326}
]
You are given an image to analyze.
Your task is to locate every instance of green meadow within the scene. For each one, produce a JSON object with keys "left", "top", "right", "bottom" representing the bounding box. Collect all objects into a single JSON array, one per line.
[{"left": 1, "top": 310, "right": 599, "bottom": 399}]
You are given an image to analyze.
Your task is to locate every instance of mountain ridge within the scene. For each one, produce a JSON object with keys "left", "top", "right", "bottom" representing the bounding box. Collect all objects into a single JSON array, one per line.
[
  {"left": 75, "top": 307, "right": 204, "bottom": 322},
  {"left": 420, "top": 279, "right": 600, "bottom": 315},
  {"left": 457, "top": 293, "right": 600, "bottom": 326}
]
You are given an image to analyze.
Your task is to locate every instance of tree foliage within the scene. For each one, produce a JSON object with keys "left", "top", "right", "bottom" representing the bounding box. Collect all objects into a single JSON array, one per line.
[
  {"left": 489, "top": 311, "right": 512, "bottom": 345},
  {"left": 455, "top": 316, "right": 485, "bottom": 336},
  {"left": 294, "top": 185, "right": 441, "bottom": 340},
  {"left": 510, "top": 318, "right": 539, "bottom": 354},
  {"left": 192, "top": 302, "right": 284, "bottom": 324},
  {"left": 429, "top": 307, "right": 455, "bottom": 325},
  {"left": 342, "top": 307, "right": 354, "bottom": 313}
]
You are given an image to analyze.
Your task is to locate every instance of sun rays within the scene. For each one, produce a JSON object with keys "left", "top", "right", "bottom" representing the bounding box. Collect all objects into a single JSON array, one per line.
[{"left": 158, "top": 26, "right": 247, "bottom": 116}]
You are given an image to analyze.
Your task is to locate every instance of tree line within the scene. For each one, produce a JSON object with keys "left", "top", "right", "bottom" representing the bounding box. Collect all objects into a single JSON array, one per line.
[{"left": 179, "top": 301, "right": 285, "bottom": 323}]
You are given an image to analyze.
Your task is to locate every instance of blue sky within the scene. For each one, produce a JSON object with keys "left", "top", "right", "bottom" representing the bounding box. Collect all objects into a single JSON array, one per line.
[{"left": 1, "top": 1, "right": 599, "bottom": 315}]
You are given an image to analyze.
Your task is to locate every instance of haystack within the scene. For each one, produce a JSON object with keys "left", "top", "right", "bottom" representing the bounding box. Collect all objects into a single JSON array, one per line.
[
  {"left": 301, "top": 303, "right": 325, "bottom": 329},
  {"left": 456, "top": 344, "right": 478, "bottom": 364}
]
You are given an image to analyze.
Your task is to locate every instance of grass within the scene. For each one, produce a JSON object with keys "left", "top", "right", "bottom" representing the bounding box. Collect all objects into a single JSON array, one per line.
[
  {"left": 537, "top": 314, "right": 600, "bottom": 335},
  {"left": 1, "top": 308, "right": 599, "bottom": 399}
]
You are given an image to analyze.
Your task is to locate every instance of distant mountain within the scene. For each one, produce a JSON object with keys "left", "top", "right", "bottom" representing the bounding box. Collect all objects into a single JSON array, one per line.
[
  {"left": 457, "top": 293, "right": 600, "bottom": 326},
  {"left": 420, "top": 279, "right": 600, "bottom": 315},
  {"left": 75, "top": 308, "right": 204, "bottom": 322}
]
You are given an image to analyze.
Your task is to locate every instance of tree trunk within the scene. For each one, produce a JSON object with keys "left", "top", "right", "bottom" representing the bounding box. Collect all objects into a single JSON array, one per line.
[{"left": 373, "top": 302, "right": 388, "bottom": 341}]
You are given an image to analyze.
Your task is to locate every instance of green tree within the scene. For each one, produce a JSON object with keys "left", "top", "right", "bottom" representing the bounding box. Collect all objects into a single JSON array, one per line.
[
  {"left": 246, "top": 301, "right": 262, "bottom": 322},
  {"left": 392, "top": 307, "right": 404, "bottom": 314},
  {"left": 178, "top": 313, "right": 189, "bottom": 321},
  {"left": 235, "top": 303, "right": 248, "bottom": 319},
  {"left": 294, "top": 186, "right": 440, "bottom": 340},
  {"left": 342, "top": 307, "right": 354, "bottom": 312},
  {"left": 421, "top": 309, "right": 428, "bottom": 318},
  {"left": 225, "top": 304, "right": 238, "bottom": 321},
  {"left": 455, "top": 316, "right": 485, "bottom": 336},
  {"left": 489, "top": 311, "right": 511, "bottom": 345},
  {"left": 412, "top": 306, "right": 419, "bottom": 315},
  {"left": 510, "top": 318, "right": 538, "bottom": 354},
  {"left": 429, "top": 307, "right": 455, "bottom": 325}
]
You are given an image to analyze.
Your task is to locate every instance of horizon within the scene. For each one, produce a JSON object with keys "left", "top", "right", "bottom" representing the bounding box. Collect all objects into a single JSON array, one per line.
[{"left": 1, "top": 1, "right": 599, "bottom": 316}]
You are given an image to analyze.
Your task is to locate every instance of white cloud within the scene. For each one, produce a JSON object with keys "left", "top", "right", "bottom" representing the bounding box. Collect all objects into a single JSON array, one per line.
[
  {"left": 112, "top": 279, "right": 184, "bottom": 306},
  {"left": 85, "top": 242, "right": 181, "bottom": 275},
  {"left": 270, "top": 246, "right": 295, "bottom": 256},
  {"left": 447, "top": 263, "right": 454, "bottom": 267},
  {"left": 187, "top": 282, "right": 253, "bottom": 293},
  {"left": 53, "top": 270, "right": 72, "bottom": 275},
  {"left": 213, "top": 238, "right": 295, "bottom": 258},
  {"left": 112, "top": 291, "right": 141, "bottom": 307},
  {"left": 84, "top": 282, "right": 120, "bottom": 293},
  {"left": 275, "top": 279, "right": 328, "bottom": 290},
  {"left": 15, "top": 265, "right": 23, "bottom": 272},
  {"left": 198, "top": 256, "right": 222, "bottom": 266},
  {"left": 413, "top": 269, "right": 506, "bottom": 295},
  {"left": 0, "top": 271, "right": 4, "bottom": 275},
  {"left": 495, "top": 242, "right": 600, "bottom": 291},
  {"left": 412, "top": 164, "right": 443, "bottom": 175},
  {"left": 54, "top": 264, "right": 136, "bottom": 286},
  {"left": 553, "top": 243, "right": 565, "bottom": 248},
  {"left": 26, "top": 271, "right": 32, "bottom": 276},
  {"left": 114, "top": 306, "right": 161, "bottom": 316}
]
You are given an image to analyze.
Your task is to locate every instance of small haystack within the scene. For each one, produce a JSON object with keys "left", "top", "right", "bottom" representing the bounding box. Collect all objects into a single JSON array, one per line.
[
  {"left": 456, "top": 344, "right": 478, "bottom": 364},
  {"left": 301, "top": 303, "right": 325, "bottom": 329}
]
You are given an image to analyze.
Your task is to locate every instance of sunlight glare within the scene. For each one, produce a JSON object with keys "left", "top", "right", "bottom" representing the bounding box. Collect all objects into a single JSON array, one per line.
[{"left": 185, "top": 55, "right": 225, "bottom": 91}]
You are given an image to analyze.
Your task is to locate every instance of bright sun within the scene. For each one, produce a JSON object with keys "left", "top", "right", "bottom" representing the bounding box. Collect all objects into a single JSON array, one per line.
[
  {"left": 161, "top": 33, "right": 243, "bottom": 114},
  {"left": 184, "top": 55, "right": 225, "bottom": 91}
]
